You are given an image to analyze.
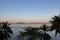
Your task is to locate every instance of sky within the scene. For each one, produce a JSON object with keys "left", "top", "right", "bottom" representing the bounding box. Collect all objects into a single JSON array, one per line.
[{"left": 0, "top": 0, "right": 60, "bottom": 23}]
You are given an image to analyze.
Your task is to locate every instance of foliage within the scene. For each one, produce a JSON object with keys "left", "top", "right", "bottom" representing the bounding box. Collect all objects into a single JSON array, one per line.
[
  {"left": 0, "top": 22, "right": 13, "bottom": 40},
  {"left": 18, "top": 25, "right": 51, "bottom": 40},
  {"left": 50, "top": 15, "right": 60, "bottom": 37}
]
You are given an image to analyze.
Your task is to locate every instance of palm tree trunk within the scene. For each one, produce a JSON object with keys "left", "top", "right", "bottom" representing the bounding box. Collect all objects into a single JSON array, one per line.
[
  {"left": 4, "top": 35, "right": 8, "bottom": 40},
  {"left": 5, "top": 37, "right": 8, "bottom": 40}
]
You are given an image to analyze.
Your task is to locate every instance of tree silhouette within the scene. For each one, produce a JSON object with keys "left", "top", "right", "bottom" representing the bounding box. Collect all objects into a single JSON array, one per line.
[
  {"left": 0, "top": 22, "right": 13, "bottom": 40},
  {"left": 18, "top": 25, "right": 51, "bottom": 40},
  {"left": 18, "top": 26, "right": 42, "bottom": 40},
  {"left": 40, "top": 24, "right": 51, "bottom": 40},
  {"left": 0, "top": 23, "right": 3, "bottom": 40},
  {"left": 50, "top": 15, "right": 60, "bottom": 37}
]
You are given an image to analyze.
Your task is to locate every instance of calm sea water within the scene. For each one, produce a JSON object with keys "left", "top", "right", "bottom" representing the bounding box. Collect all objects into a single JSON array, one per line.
[{"left": 8, "top": 24, "right": 60, "bottom": 40}]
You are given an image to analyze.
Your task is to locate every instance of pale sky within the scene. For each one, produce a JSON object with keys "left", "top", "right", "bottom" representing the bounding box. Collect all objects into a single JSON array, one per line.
[{"left": 0, "top": 0, "right": 60, "bottom": 23}]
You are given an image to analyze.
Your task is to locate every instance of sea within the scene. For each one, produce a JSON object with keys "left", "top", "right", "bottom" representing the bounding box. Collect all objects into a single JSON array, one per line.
[{"left": 8, "top": 24, "right": 60, "bottom": 40}]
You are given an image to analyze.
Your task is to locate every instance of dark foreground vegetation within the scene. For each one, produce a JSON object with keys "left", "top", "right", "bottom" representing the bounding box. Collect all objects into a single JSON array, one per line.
[
  {"left": 0, "top": 14, "right": 60, "bottom": 40},
  {"left": 0, "top": 22, "right": 13, "bottom": 40},
  {"left": 18, "top": 25, "right": 51, "bottom": 40}
]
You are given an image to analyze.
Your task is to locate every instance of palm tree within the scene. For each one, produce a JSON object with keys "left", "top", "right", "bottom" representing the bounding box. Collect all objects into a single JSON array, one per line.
[
  {"left": 0, "top": 22, "right": 13, "bottom": 40},
  {"left": 18, "top": 25, "right": 51, "bottom": 40},
  {"left": 0, "top": 31, "right": 3, "bottom": 40},
  {"left": 18, "top": 26, "right": 42, "bottom": 40},
  {"left": 0, "top": 23, "right": 3, "bottom": 40},
  {"left": 40, "top": 24, "right": 51, "bottom": 40},
  {"left": 49, "top": 15, "right": 60, "bottom": 37}
]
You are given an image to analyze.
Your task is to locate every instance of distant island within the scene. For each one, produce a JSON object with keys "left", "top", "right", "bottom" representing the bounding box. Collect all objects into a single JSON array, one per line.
[{"left": 15, "top": 22, "right": 49, "bottom": 24}]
